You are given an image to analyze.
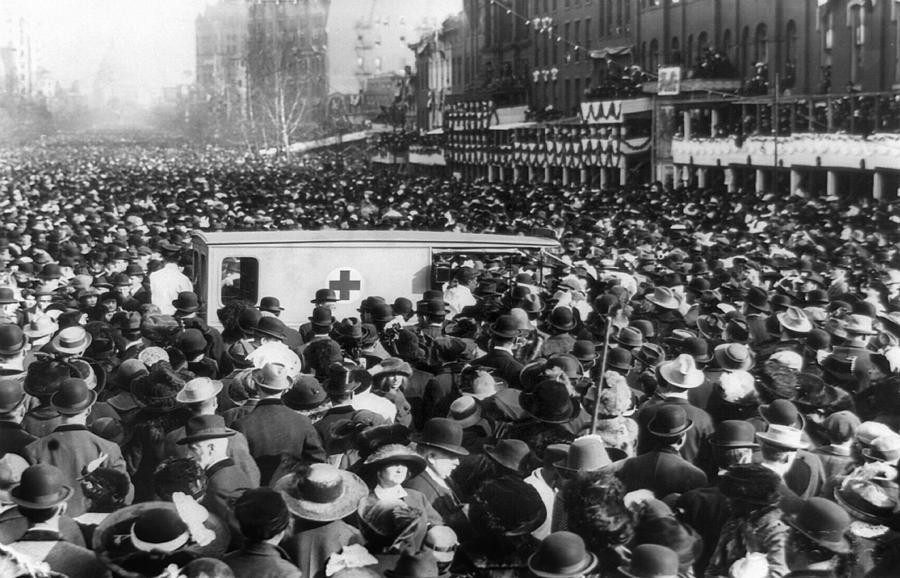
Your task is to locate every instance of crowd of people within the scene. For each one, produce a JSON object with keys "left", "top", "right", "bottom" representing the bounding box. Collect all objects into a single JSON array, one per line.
[{"left": 0, "top": 138, "right": 899, "bottom": 578}]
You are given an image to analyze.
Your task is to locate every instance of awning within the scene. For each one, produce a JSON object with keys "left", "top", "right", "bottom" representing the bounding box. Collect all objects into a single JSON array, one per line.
[
  {"left": 426, "top": 127, "right": 444, "bottom": 135},
  {"left": 489, "top": 121, "right": 537, "bottom": 131},
  {"left": 590, "top": 45, "right": 632, "bottom": 59}
]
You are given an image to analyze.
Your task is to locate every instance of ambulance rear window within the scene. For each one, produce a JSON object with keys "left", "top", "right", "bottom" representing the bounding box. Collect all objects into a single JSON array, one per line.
[{"left": 221, "top": 257, "right": 259, "bottom": 305}]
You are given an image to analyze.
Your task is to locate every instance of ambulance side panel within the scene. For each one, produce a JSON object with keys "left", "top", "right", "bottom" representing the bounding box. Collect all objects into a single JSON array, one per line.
[{"left": 206, "top": 243, "right": 430, "bottom": 329}]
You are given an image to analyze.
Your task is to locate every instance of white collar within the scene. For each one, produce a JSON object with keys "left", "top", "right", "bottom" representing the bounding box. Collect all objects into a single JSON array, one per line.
[
  {"left": 426, "top": 466, "right": 451, "bottom": 490},
  {"left": 374, "top": 485, "right": 408, "bottom": 501}
]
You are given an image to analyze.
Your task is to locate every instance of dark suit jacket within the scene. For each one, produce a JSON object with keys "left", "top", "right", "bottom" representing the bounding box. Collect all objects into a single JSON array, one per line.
[
  {"left": 11, "top": 529, "right": 109, "bottom": 578},
  {"left": 164, "top": 425, "right": 261, "bottom": 486},
  {"left": 0, "top": 421, "right": 37, "bottom": 459},
  {"left": 404, "top": 470, "right": 473, "bottom": 539},
  {"left": 636, "top": 395, "right": 714, "bottom": 464},
  {"left": 611, "top": 447, "right": 708, "bottom": 497},
  {"left": 471, "top": 348, "right": 524, "bottom": 389},
  {"left": 224, "top": 541, "right": 303, "bottom": 578},
  {"left": 234, "top": 398, "right": 326, "bottom": 485},
  {"left": 204, "top": 457, "right": 253, "bottom": 550}
]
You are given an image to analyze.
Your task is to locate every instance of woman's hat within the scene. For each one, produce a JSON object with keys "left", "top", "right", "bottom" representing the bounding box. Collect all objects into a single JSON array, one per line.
[
  {"left": 360, "top": 444, "right": 426, "bottom": 479},
  {"left": 50, "top": 378, "right": 97, "bottom": 415},
  {"left": 520, "top": 380, "right": 579, "bottom": 425},
  {"left": 274, "top": 464, "right": 368, "bottom": 522},
  {"left": 131, "top": 363, "right": 185, "bottom": 412},
  {"left": 470, "top": 477, "right": 546, "bottom": 537},
  {"left": 714, "top": 343, "right": 755, "bottom": 371},
  {"left": 785, "top": 497, "right": 851, "bottom": 554},
  {"left": 416, "top": 418, "right": 469, "bottom": 456},
  {"left": 658, "top": 354, "right": 704, "bottom": 389},
  {"left": 177, "top": 415, "right": 236, "bottom": 445},
  {"left": 283, "top": 375, "right": 328, "bottom": 411},
  {"left": 49, "top": 325, "right": 92, "bottom": 355},
  {"left": 645, "top": 287, "right": 680, "bottom": 310},
  {"left": 483, "top": 439, "right": 532, "bottom": 475},
  {"left": 528, "top": 531, "right": 598, "bottom": 578},
  {"left": 130, "top": 508, "right": 190, "bottom": 553},
  {"left": 647, "top": 405, "right": 693, "bottom": 438},
  {"left": 618, "top": 544, "right": 679, "bottom": 578},
  {"left": 720, "top": 464, "right": 782, "bottom": 506},
  {"left": 447, "top": 396, "right": 483, "bottom": 429},
  {"left": 861, "top": 434, "right": 900, "bottom": 463},
  {"left": 834, "top": 478, "right": 899, "bottom": 525},
  {"left": 10, "top": 464, "right": 73, "bottom": 509},
  {"left": 371, "top": 358, "right": 413, "bottom": 379}
]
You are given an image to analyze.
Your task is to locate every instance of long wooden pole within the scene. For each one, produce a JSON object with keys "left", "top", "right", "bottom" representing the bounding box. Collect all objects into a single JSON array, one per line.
[{"left": 590, "top": 310, "right": 615, "bottom": 434}]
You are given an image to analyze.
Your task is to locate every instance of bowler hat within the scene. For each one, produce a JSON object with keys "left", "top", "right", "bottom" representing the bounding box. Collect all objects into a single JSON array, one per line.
[
  {"left": 759, "top": 399, "right": 805, "bottom": 429},
  {"left": 371, "top": 303, "right": 395, "bottom": 325},
  {"left": 571, "top": 340, "right": 596, "bottom": 363},
  {"left": 520, "top": 380, "right": 579, "bottom": 424},
  {"left": 259, "top": 296, "right": 284, "bottom": 313},
  {"left": 38, "top": 263, "right": 62, "bottom": 280},
  {"left": 745, "top": 286, "right": 770, "bottom": 312},
  {"left": 607, "top": 347, "right": 634, "bottom": 371},
  {"left": 392, "top": 297, "right": 413, "bottom": 317},
  {"left": 709, "top": 420, "right": 759, "bottom": 448},
  {"left": 177, "top": 328, "right": 207, "bottom": 356},
  {"left": 547, "top": 307, "right": 577, "bottom": 332},
  {"left": 822, "top": 410, "right": 860, "bottom": 443},
  {"left": 528, "top": 531, "right": 598, "bottom": 578},
  {"left": 0, "top": 288, "right": 17, "bottom": 305},
  {"left": 0, "top": 379, "right": 25, "bottom": 413},
  {"left": 386, "top": 551, "right": 444, "bottom": 578},
  {"left": 647, "top": 405, "right": 693, "bottom": 437},
  {"left": 785, "top": 497, "right": 851, "bottom": 554},
  {"left": 324, "top": 362, "right": 369, "bottom": 395},
  {"left": 483, "top": 439, "right": 531, "bottom": 474},
  {"left": 417, "top": 418, "right": 469, "bottom": 456},
  {"left": 50, "top": 378, "right": 97, "bottom": 415},
  {"left": 255, "top": 316, "right": 287, "bottom": 341},
  {"left": 175, "top": 377, "right": 223, "bottom": 404},
  {"left": 615, "top": 327, "right": 644, "bottom": 349},
  {"left": 283, "top": 375, "right": 328, "bottom": 411},
  {"left": 311, "top": 288, "right": 338, "bottom": 303},
  {"left": 618, "top": 544, "right": 679, "bottom": 578},
  {"left": 177, "top": 414, "right": 236, "bottom": 445},
  {"left": 172, "top": 291, "right": 200, "bottom": 314},
  {"left": 10, "top": 464, "right": 73, "bottom": 509},
  {"left": 309, "top": 306, "right": 334, "bottom": 327},
  {"left": 633, "top": 343, "right": 665, "bottom": 367},
  {"left": 489, "top": 315, "right": 521, "bottom": 340}
]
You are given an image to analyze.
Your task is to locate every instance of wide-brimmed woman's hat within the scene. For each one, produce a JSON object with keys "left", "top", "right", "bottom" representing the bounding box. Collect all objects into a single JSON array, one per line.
[
  {"left": 528, "top": 531, "right": 598, "bottom": 578},
  {"left": 834, "top": 478, "right": 899, "bottom": 526},
  {"left": 371, "top": 357, "right": 413, "bottom": 379},
  {"left": 274, "top": 464, "right": 368, "bottom": 522},
  {"left": 784, "top": 497, "right": 851, "bottom": 554},
  {"left": 360, "top": 443, "right": 426, "bottom": 479},
  {"left": 470, "top": 477, "right": 546, "bottom": 538}
]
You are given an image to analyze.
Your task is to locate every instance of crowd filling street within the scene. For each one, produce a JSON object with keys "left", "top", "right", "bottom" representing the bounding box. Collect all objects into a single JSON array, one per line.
[{"left": 0, "top": 138, "right": 899, "bottom": 578}]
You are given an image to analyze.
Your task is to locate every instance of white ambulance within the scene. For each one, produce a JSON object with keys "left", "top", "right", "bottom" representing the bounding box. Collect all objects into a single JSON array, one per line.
[{"left": 189, "top": 230, "right": 560, "bottom": 329}]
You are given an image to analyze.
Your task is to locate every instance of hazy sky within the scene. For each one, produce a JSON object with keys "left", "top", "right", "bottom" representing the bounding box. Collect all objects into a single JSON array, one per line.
[{"left": 14, "top": 0, "right": 461, "bottom": 99}]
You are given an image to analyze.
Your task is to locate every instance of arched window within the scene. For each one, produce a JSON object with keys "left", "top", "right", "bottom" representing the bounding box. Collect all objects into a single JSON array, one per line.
[
  {"left": 641, "top": 41, "right": 648, "bottom": 69},
  {"left": 686, "top": 34, "right": 694, "bottom": 68},
  {"left": 670, "top": 36, "right": 681, "bottom": 65},
  {"left": 650, "top": 38, "right": 659, "bottom": 71},
  {"left": 741, "top": 26, "right": 750, "bottom": 74},
  {"left": 722, "top": 28, "right": 732, "bottom": 59},
  {"left": 785, "top": 20, "right": 797, "bottom": 62},
  {"left": 754, "top": 23, "right": 768, "bottom": 63},
  {"left": 697, "top": 31, "right": 709, "bottom": 58}
]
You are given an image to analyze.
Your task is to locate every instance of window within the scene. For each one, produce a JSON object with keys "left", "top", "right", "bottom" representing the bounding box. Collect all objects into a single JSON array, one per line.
[
  {"left": 697, "top": 31, "right": 708, "bottom": 59},
  {"left": 624, "top": 0, "right": 631, "bottom": 29},
  {"left": 649, "top": 38, "right": 659, "bottom": 70},
  {"left": 670, "top": 36, "right": 681, "bottom": 64},
  {"left": 686, "top": 34, "right": 693, "bottom": 68},
  {"left": 754, "top": 23, "right": 768, "bottom": 63},
  {"left": 221, "top": 257, "right": 259, "bottom": 305},
  {"left": 641, "top": 40, "right": 647, "bottom": 69},
  {"left": 785, "top": 21, "right": 797, "bottom": 62},
  {"left": 598, "top": 2, "right": 605, "bottom": 36},
  {"left": 574, "top": 21, "right": 580, "bottom": 60},
  {"left": 722, "top": 28, "right": 732, "bottom": 58},
  {"left": 585, "top": 18, "right": 591, "bottom": 51},
  {"left": 741, "top": 26, "right": 750, "bottom": 74},
  {"left": 851, "top": 5, "right": 865, "bottom": 84}
]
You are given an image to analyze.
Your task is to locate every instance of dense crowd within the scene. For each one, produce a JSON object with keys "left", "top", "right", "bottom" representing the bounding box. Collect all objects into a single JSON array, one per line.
[{"left": 0, "top": 139, "right": 899, "bottom": 578}]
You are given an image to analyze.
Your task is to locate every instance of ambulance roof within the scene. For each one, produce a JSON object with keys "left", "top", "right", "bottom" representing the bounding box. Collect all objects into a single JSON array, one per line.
[{"left": 192, "top": 230, "right": 559, "bottom": 250}]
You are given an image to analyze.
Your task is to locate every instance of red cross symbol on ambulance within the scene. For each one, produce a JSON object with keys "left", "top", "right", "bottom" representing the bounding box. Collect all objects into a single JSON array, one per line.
[{"left": 326, "top": 268, "right": 364, "bottom": 302}]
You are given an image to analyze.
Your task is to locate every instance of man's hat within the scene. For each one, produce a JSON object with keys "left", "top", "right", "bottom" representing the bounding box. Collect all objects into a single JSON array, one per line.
[
  {"left": 843, "top": 314, "right": 877, "bottom": 336},
  {"left": 633, "top": 343, "right": 665, "bottom": 367},
  {"left": 489, "top": 315, "right": 521, "bottom": 339},
  {"left": 283, "top": 375, "right": 328, "bottom": 411},
  {"left": 645, "top": 287, "right": 680, "bottom": 310},
  {"left": 49, "top": 325, "right": 92, "bottom": 356},
  {"left": 10, "top": 464, "right": 73, "bottom": 509},
  {"left": 615, "top": 327, "right": 644, "bottom": 349},
  {"left": 483, "top": 439, "right": 532, "bottom": 475},
  {"left": 647, "top": 405, "right": 693, "bottom": 438},
  {"left": 709, "top": 420, "right": 759, "bottom": 448},
  {"left": 253, "top": 362, "right": 293, "bottom": 392},
  {"left": 417, "top": 418, "right": 469, "bottom": 456},
  {"left": 255, "top": 317, "right": 287, "bottom": 341},
  {"left": 618, "top": 544, "right": 679, "bottom": 578},
  {"left": 50, "top": 378, "right": 97, "bottom": 415},
  {"left": 274, "top": 463, "right": 368, "bottom": 522},
  {"left": 554, "top": 436, "right": 619, "bottom": 474},
  {"left": 745, "top": 286, "right": 770, "bottom": 312},
  {"left": 0, "top": 288, "right": 17, "bottom": 305},
  {"left": 785, "top": 497, "right": 851, "bottom": 554},
  {"left": 175, "top": 377, "right": 223, "bottom": 405},
  {"left": 759, "top": 399, "right": 805, "bottom": 429},
  {"left": 714, "top": 343, "right": 755, "bottom": 371},
  {"left": 658, "top": 354, "right": 704, "bottom": 389},
  {"left": 172, "top": 291, "right": 200, "bottom": 314},
  {"left": 547, "top": 307, "right": 577, "bottom": 332},
  {"left": 177, "top": 329, "right": 208, "bottom": 356},
  {"left": 520, "top": 380, "right": 579, "bottom": 425},
  {"left": 777, "top": 306, "right": 812, "bottom": 333},
  {"left": 259, "top": 296, "right": 284, "bottom": 313},
  {"left": 311, "top": 288, "right": 338, "bottom": 303},
  {"left": 0, "top": 379, "right": 25, "bottom": 413},
  {"left": 447, "top": 396, "right": 483, "bottom": 429},
  {"left": 528, "top": 532, "right": 598, "bottom": 578},
  {"left": 756, "top": 424, "right": 808, "bottom": 450},
  {"left": 607, "top": 347, "right": 634, "bottom": 371},
  {"left": 23, "top": 317, "right": 58, "bottom": 341},
  {"left": 177, "top": 415, "right": 236, "bottom": 445},
  {"left": 309, "top": 306, "right": 334, "bottom": 327}
]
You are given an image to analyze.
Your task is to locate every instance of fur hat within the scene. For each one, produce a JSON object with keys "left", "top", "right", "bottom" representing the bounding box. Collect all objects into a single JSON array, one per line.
[{"left": 720, "top": 464, "right": 782, "bottom": 506}]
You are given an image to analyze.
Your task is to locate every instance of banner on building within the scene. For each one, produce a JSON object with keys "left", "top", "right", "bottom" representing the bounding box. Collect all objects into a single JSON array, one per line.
[{"left": 657, "top": 67, "right": 682, "bottom": 96}]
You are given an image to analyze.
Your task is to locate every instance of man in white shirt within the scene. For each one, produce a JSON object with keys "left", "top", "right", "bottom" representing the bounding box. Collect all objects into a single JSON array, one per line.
[{"left": 149, "top": 241, "right": 192, "bottom": 315}]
